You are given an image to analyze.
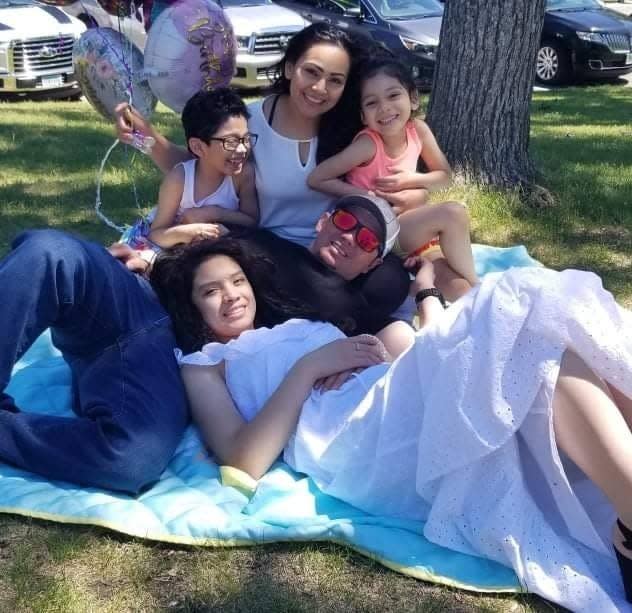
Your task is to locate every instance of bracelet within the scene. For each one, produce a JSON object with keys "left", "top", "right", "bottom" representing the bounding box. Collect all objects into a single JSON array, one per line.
[
  {"left": 415, "top": 287, "right": 447, "bottom": 309},
  {"left": 139, "top": 249, "right": 157, "bottom": 266}
]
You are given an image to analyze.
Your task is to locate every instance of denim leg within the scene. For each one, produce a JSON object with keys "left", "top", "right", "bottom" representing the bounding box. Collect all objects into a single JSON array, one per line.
[{"left": 0, "top": 230, "right": 188, "bottom": 493}]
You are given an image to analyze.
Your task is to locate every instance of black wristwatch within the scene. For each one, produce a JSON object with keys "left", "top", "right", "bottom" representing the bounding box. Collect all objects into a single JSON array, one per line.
[{"left": 414, "top": 287, "right": 447, "bottom": 309}]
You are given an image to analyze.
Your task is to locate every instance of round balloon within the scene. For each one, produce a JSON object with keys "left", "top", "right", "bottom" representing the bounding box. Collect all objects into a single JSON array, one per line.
[
  {"left": 73, "top": 28, "right": 157, "bottom": 121},
  {"left": 143, "top": 0, "right": 236, "bottom": 113},
  {"left": 37, "top": 0, "right": 76, "bottom": 6},
  {"left": 96, "top": 0, "right": 134, "bottom": 17}
]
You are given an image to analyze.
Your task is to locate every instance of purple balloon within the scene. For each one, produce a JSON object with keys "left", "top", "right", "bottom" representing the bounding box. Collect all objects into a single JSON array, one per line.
[{"left": 143, "top": 0, "right": 236, "bottom": 113}]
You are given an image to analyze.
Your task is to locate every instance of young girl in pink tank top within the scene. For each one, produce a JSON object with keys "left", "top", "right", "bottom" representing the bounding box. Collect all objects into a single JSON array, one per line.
[{"left": 309, "top": 57, "right": 478, "bottom": 298}]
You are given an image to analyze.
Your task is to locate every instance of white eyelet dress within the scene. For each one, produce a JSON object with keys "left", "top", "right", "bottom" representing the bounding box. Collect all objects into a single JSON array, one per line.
[{"left": 179, "top": 267, "right": 632, "bottom": 612}]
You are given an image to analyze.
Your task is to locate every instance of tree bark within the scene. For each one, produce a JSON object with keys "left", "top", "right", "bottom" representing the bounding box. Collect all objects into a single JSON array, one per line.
[{"left": 426, "top": 0, "right": 546, "bottom": 190}]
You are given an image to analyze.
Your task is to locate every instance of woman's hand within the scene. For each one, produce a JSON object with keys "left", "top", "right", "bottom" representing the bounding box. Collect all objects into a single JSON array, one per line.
[
  {"left": 314, "top": 368, "right": 361, "bottom": 392},
  {"left": 298, "top": 335, "right": 388, "bottom": 385},
  {"left": 405, "top": 255, "right": 436, "bottom": 296}
]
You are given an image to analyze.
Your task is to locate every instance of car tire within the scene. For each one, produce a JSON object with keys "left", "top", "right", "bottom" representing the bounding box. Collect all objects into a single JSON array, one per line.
[{"left": 536, "top": 42, "right": 571, "bottom": 85}]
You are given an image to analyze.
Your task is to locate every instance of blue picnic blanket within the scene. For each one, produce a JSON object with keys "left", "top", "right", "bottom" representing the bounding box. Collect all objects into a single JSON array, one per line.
[{"left": 1, "top": 245, "right": 540, "bottom": 593}]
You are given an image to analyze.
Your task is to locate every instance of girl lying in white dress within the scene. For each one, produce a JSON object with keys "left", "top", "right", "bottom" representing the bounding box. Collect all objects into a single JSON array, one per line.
[{"left": 152, "top": 238, "right": 632, "bottom": 612}]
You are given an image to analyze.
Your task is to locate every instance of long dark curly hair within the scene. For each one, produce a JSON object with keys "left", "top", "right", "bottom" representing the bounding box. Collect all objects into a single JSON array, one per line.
[
  {"left": 268, "top": 23, "right": 377, "bottom": 163},
  {"left": 150, "top": 238, "right": 322, "bottom": 353}
]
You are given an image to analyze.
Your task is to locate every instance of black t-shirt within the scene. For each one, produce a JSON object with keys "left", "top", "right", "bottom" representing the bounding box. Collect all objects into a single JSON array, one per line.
[{"left": 230, "top": 229, "right": 410, "bottom": 335}]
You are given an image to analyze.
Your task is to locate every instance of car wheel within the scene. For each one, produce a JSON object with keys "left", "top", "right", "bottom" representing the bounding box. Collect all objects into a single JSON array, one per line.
[{"left": 536, "top": 43, "right": 571, "bottom": 85}]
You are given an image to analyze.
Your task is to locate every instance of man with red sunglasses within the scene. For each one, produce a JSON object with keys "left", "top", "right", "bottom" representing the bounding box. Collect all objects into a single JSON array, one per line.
[
  {"left": 125, "top": 193, "right": 410, "bottom": 341},
  {"left": 217, "top": 194, "right": 409, "bottom": 340},
  {"left": 0, "top": 194, "right": 404, "bottom": 494},
  {"left": 309, "top": 194, "right": 400, "bottom": 282}
]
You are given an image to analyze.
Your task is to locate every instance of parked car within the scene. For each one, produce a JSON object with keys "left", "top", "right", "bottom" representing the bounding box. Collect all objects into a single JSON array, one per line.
[
  {"left": 62, "top": 0, "right": 146, "bottom": 50},
  {"left": 537, "top": 0, "right": 632, "bottom": 84},
  {"left": 222, "top": 0, "right": 308, "bottom": 88},
  {"left": 0, "top": 0, "right": 85, "bottom": 97},
  {"left": 272, "top": 0, "right": 443, "bottom": 88},
  {"left": 63, "top": 0, "right": 309, "bottom": 89}
]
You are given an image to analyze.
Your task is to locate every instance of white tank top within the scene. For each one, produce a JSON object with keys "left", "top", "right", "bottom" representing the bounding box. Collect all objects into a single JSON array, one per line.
[
  {"left": 176, "top": 158, "right": 239, "bottom": 219},
  {"left": 247, "top": 98, "right": 333, "bottom": 248}
]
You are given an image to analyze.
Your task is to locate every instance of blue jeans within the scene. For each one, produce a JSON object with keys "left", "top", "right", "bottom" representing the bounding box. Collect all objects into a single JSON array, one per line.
[{"left": 0, "top": 230, "right": 189, "bottom": 493}]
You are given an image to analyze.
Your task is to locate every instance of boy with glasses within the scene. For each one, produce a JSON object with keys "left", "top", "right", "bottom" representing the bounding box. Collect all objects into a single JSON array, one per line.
[{"left": 127, "top": 88, "right": 259, "bottom": 251}]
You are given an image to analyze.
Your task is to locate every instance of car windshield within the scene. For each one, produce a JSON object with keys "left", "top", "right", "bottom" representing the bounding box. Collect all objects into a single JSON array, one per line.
[
  {"left": 219, "top": 0, "right": 271, "bottom": 6},
  {"left": 0, "top": 0, "right": 37, "bottom": 7},
  {"left": 366, "top": 0, "right": 443, "bottom": 20},
  {"left": 546, "top": 0, "right": 601, "bottom": 11}
]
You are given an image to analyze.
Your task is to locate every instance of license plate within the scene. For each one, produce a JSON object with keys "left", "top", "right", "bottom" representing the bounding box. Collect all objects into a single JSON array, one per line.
[
  {"left": 626, "top": 52, "right": 632, "bottom": 65},
  {"left": 41, "top": 75, "right": 63, "bottom": 88}
]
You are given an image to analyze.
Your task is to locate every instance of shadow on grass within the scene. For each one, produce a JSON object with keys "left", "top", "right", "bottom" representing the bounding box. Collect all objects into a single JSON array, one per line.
[{"left": 531, "top": 84, "right": 632, "bottom": 128}]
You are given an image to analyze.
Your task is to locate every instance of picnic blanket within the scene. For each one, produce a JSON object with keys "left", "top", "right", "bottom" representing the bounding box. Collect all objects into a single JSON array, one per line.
[{"left": 0, "top": 245, "right": 540, "bottom": 593}]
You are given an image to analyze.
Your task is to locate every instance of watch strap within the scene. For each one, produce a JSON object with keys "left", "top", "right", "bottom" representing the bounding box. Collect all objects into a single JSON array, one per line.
[{"left": 414, "top": 287, "right": 447, "bottom": 308}]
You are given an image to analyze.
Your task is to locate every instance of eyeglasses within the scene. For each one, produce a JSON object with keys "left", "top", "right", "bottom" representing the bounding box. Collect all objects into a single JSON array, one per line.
[
  {"left": 331, "top": 208, "right": 382, "bottom": 253},
  {"left": 207, "top": 133, "right": 258, "bottom": 151}
]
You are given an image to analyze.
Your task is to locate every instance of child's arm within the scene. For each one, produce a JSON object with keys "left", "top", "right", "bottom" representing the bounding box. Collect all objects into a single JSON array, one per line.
[
  {"left": 209, "top": 162, "right": 259, "bottom": 227},
  {"left": 115, "top": 103, "right": 191, "bottom": 173},
  {"left": 177, "top": 164, "right": 258, "bottom": 228},
  {"left": 374, "top": 119, "right": 452, "bottom": 195},
  {"left": 307, "top": 135, "right": 376, "bottom": 197},
  {"left": 149, "top": 167, "right": 224, "bottom": 247}
]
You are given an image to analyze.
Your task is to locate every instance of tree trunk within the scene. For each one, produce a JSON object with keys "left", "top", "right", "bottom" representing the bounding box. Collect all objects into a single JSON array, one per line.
[{"left": 426, "top": 0, "right": 546, "bottom": 190}]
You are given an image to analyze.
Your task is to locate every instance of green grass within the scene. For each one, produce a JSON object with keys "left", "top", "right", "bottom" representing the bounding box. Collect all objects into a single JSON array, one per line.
[{"left": 0, "top": 83, "right": 630, "bottom": 611}]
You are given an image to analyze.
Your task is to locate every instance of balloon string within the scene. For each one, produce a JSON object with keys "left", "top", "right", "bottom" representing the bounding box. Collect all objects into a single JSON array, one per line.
[
  {"left": 79, "top": 7, "right": 145, "bottom": 232},
  {"left": 95, "top": 139, "right": 127, "bottom": 233},
  {"left": 117, "top": 2, "right": 145, "bottom": 219}
]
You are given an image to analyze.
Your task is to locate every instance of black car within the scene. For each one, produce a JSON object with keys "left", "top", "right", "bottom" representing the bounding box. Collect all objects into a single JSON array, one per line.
[
  {"left": 272, "top": 0, "right": 443, "bottom": 88},
  {"left": 537, "top": 0, "right": 632, "bottom": 84}
]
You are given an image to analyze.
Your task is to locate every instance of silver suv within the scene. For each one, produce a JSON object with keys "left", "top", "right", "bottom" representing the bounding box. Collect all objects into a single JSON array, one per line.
[
  {"left": 0, "top": 0, "right": 85, "bottom": 96},
  {"left": 64, "top": 0, "right": 308, "bottom": 89}
]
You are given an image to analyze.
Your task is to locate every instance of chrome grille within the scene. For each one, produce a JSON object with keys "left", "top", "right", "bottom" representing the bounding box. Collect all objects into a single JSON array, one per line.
[
  {"left": 253, "top": 32, "right": 292, "bottom": 55},
  {"left": 256, "top": 66, "right": 275, "bottom": 79},
  {"left": 10, "top": 35, "right": 75, "bottom": 76},
  {"left": 599, "top": 32, "right": 631, "bottom": 53}
]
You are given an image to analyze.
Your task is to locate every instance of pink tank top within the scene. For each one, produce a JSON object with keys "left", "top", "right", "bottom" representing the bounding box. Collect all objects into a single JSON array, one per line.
[{"left": 346, "top": 121, "right": 422, "bottom": 192}]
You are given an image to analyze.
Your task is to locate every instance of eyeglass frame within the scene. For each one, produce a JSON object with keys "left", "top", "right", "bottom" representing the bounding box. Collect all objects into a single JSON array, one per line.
[
  {"left": 330, "top": 208, "right": 383, "bottom": 254},
  {"left": 206, "top": 133, "right": 259, "bottom": 151}
]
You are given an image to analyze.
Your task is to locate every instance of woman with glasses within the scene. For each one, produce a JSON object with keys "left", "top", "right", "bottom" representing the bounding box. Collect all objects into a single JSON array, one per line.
[{"left": 151, "top": 236, "right": 632, "bottom": 612}]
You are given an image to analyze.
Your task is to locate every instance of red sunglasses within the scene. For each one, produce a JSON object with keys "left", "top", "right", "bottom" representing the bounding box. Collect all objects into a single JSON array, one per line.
[{"left": 330, "top": 208, "right": 382, "bottom": 253}]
